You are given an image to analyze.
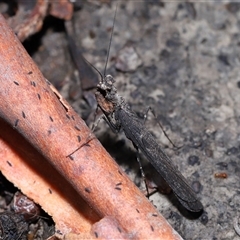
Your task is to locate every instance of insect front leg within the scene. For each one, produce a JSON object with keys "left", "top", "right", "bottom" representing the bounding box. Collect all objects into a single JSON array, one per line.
[
  {"left": 66, "top": 107, "right": 104, "bottom": 159},
  {"left": 103, "top": 113, "right": 122, "bottom": 134}
]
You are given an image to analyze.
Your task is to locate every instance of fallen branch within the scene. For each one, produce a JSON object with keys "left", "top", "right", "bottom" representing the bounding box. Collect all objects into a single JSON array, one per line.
[{"left": 0, "top": 14, "right": 183, "bottom": 239}]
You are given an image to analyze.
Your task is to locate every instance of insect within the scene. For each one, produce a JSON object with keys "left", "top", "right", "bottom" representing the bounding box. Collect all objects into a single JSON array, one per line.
[
  {"left": 76, "top": 4, "right": 203, "bottom": 212},
  {"left": 94, "top": 72, "right": 203, "bottom": 212}
]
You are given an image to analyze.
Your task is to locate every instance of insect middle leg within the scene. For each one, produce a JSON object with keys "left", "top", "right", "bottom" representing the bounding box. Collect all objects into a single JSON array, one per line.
[{"left": 143, "top": 106, "right": 180, "bottom": 149}]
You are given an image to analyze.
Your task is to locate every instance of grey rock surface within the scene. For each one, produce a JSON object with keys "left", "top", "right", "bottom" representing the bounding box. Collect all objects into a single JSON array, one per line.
[{"left": 32, "top": 1, "right": 240, "bottom": 239}]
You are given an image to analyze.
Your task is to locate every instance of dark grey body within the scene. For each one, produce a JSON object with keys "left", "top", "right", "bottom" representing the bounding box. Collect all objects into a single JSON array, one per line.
[{"left": 95, "top": 75, "right": 203, "bottom": 212}]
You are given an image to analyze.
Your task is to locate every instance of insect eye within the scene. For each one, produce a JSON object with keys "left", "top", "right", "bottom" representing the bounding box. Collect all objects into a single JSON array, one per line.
[{"left": 99, "top": 88, "right": 107, "bottom": 97}]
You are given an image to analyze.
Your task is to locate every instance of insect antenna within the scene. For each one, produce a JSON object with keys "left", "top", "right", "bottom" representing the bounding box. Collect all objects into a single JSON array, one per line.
[
  {"left": 78, "top": 3, "right": 118, "bottom": 84},
  {"left": 103, "top": 3, "right": 118, "bottom": 78},
  {"left": 82, "top": 56, "right": 104, "bottom": 81}
]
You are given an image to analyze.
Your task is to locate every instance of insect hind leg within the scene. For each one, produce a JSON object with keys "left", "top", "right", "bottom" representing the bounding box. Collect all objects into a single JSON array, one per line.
[{"left": 130, "top": 143, "right": 151, "bottom": 198}]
